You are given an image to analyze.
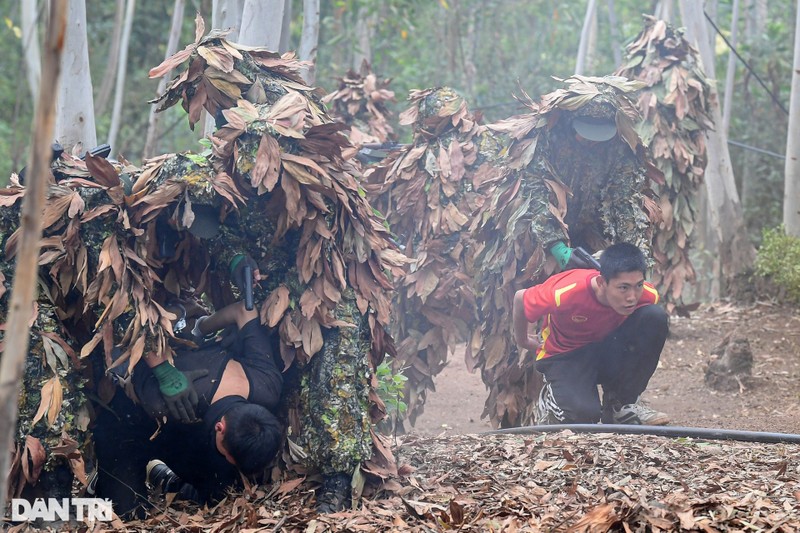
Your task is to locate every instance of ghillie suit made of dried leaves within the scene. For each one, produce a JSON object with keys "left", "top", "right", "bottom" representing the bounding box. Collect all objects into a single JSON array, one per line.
[
  {"left": 3, "top": 17, "right": 405, "bottom": 500},
  {"left": 615, "top": 16, "right": 713, "bottom": 315},
  {"left": 471, "top": 76, "right": 662, "bottom": 428},
  {"left": 363, "top": 87, "right": 506, "bottom": 426},
  {"left": 322, "top": 60, "right": 396, "bottom": 157},
  {"left": 0, "top": 165, "right": 118, "bottom": 502},
  {"left": 145, "top": 18, "right": 406, "bottom": 480}
]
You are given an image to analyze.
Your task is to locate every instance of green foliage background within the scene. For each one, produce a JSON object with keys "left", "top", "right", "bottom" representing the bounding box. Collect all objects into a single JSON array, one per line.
[{"left": 0, "top": 0, "right": 795, "bottom": 245}]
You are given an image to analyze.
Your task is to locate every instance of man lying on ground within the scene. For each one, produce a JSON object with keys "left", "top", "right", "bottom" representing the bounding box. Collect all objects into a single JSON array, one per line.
[{"left": 93, "top": 258, "right": 283, "bottom": 518}]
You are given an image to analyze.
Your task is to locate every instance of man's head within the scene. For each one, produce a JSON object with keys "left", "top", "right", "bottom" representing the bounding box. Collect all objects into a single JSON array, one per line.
[
  {"left": 596, "top": 243, "right": 648, "bottom": 316},
  {"left": 215, "top": 403, "right": 282, "bottom": 476}
]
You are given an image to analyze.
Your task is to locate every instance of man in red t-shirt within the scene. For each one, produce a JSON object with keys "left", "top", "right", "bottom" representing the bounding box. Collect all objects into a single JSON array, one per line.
[{"left": 512, "top": 243, "right": 669, "bottom": 425}]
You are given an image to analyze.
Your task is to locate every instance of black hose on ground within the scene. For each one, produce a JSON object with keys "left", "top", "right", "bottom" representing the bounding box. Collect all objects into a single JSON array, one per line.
[{"left": 484, "top": 424, "right": 800, "bottom": 444}]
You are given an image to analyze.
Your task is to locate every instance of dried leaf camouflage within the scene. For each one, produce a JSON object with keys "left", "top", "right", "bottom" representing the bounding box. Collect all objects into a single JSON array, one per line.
[
  {"left": 615, "top": 16, "right": 713, "bottom": 315},
  {"left": 4, "top": 17, "right": 406, "bottom": 497},
  {"left": 472, "top": 76, "right": 660, "bottom": 427},
  {"left": 322, "top": 60, "right": 397, "bottom": 156},
  {"left": 364, "top": 87, "right": 504, "bottom": 424}
]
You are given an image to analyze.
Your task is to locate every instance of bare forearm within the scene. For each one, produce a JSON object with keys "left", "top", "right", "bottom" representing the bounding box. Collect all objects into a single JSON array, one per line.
[
  {"left": 197, "top": 301, "right": 259, "bottom": 335},
  {"left": 512, "top": 290, "right": 529, "bottom": 346},
  {"left": 513, "top": 290, "right": 539, "bottom": 352}
]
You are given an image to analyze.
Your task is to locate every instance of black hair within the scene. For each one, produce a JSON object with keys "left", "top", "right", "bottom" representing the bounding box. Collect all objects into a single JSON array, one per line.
[
  {"left": 223, "top": 403, "right": 283, "bottom": 476},
  {"left": 599, "top": 243, "right": 647, "bottom": 281}
]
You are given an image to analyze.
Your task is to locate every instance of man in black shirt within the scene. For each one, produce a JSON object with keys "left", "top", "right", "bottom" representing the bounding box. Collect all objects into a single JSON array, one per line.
[{"left": 93, "top": 299, "right": 283, "bottom": 518}]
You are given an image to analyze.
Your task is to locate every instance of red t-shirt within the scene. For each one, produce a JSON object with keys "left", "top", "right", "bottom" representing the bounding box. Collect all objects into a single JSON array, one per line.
[{"left": 522, "top": 269, "right": 659, "bottom": 360}]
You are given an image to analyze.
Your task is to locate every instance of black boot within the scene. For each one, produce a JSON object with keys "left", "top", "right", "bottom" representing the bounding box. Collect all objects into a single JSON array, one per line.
[{"left": 316, "top": 472, "right": 351, "bottom": 513}]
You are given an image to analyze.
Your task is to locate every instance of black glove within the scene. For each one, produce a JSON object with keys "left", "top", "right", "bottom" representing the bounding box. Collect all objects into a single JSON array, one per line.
[{"left": 152, "top": 362, "right": 208, "bottom": 423}]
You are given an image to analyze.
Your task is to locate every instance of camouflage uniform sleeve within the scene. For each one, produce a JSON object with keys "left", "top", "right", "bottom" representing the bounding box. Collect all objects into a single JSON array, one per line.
[
  {"left": 526, "top": 167, "right": 570, "bottom": 249},
  {"left": 599, "top": 146, "right": 654, "bottom": 263}
]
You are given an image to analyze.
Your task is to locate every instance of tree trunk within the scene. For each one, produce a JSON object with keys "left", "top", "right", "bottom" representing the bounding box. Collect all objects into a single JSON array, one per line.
[
  {"left": 607, "top": 0, "right": 623, "bottom": 67},
  {"left": 240, "top": 0, "right": 285, "bottom": 49},
  {"left": 279, "top": 0, "right": 292, "bottom": 53},
  {"left": 744, "top": 0, "right": 768, "bottom": 39},
  {"left": 445, "top": 0, "right": 460, "bottom": 80},
  {"left": 462, "top": 2, "right": 479, "bottom": 98},
  {"left": 575, "top": 0, "right": 598, "bottom": 75},
  {"left": 784, "top": 1, "right": 800, "bottom": 237},
  {"left": 722, "top": 0, "right": 741, "bottom": 135},
  {"left": 298, "top": 0, "right": 321, "bottom": 84},
  {"left": 205, "top": 0, "right": 245, "bottom": 137},
  {"left": 655, "top": 0, "right": 675, "bottom": 22},
  {"left": 144, "top": 0, "right": 186, "bottom": 159},
  {"left": 212, "top": 0, "right": 244, "bottom": 41},
  {"left": 95, "top": 0, "right": 125, "bottom": 116},
  {"left": 352, "top": 5, "right": 373, "bottom": 69},
  {"left": 21, "top": 0, "right": 42, "bottom": 101},
  {"left": 55, "top": 0, "right": 97, "bottom": 152},
  {"left": 679, "top": 0, "right": 756, "bottom": 284},
  {"left": 706, "top": 0, "right": 720, "bottom": 51},
  {"left": 107, "top": 0, "right": 136, "bottom": 156},
  {"left": 0, "top": 0, "right": 67, "bottom": 514}
]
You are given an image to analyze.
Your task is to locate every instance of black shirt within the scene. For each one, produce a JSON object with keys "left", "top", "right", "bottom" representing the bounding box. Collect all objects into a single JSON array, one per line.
[{"left": 131, "top": 318, "right": 282, "bottom": 501}]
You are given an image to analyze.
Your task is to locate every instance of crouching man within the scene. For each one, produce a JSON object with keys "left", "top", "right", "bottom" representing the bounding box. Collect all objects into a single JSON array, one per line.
[
  {"left": 93, "top": 299, "right": 283, "bottom": 518},
  {"left": 512, "top": 242, "right": 670, "bottom": 425}
]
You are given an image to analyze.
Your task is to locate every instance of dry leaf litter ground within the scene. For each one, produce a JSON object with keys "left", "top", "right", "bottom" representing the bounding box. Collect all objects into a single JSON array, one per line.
[{"left": 11, "top": 303, "right": 800, "bottom": 531}]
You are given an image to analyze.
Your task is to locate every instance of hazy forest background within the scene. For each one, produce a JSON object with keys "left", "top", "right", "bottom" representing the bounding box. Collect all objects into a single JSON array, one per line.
[{"left": 0, "top": 0, "right": 797, "bottom": 294}]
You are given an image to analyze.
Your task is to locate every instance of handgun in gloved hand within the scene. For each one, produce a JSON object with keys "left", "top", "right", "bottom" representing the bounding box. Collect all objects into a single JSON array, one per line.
[
  {"left": 229, "top": 253, "right": 258, "bottom": 310},
  {"left": 152, "top": 362, "right": 208, "bottom": 423}
]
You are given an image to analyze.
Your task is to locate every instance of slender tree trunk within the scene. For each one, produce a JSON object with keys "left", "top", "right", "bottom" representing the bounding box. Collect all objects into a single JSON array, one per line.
[
  {"left": 655, "top": 0, "right": 674, "bottom": 22},
  {"left": 352, "top": 5, "right": 373, "bottom": 69},
  {"left": 744, "top": 0, "right": 768, "bottom": 39},
  {"left": 279, "top": 0, "right": 292, "bottom": 53},
  {"left": 706, "top": 0, "right": 720, "bottom": 51},
  {"left": 21, "top": 0, "right": 42, "bottom": 101},
  {"left": 0, "top": 0, "right": 67, "bottom": 514},
  {"left": 240, "top": 0, "right": 285, "bottom": 49},
  {"left": 461, "top": 2, "right": 479, "bottom": 98},
  {"left": 586, "top": 3, "right": 598, "bottom": 72},
  {"left": 575, "top": 0, "right": 598, "bottom": 75},
  {"left": 722, "top": 0, "right": 741, "bottom": 135},
  {"left": 107, "top": 0, "right": 136, "bottom": 156},
  {"left": 784, "top": 1, "right": 800, "bottom": 236},
  {"left": 95, "top": 0, "right": 125, "bottom": 117},
  {"left": 205, "top": 0, "right": 245, "bottom": 137},
  {"left": 55, "top": 0, "right": 97, "bottom": 151},
  {"left": 679, "top": 0, "right": 756, "bottom": 285},
  {"left": 212, "top": 0, "right": 244, "bottom": 41},
  {"left": 144, "top": 0, "right": 186, "bottom": 159},
  {"left": 298, "top": 0, "right": 321, "bottom": 84},
  {"left": 607, "top": 0, "right": 623, "bottom": 67},
  {"left": 445, "top": 1, "right": 460, "bottom": 80}
]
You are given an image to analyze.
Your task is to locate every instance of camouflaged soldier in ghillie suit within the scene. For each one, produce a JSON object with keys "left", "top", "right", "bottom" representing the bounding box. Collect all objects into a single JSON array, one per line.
[
  {"left": 322, "top": 60, "right": 397, "bottom": 157},
  {"left": 4, "top": 17, "right": 405, "bottom": 514},
  {"left": 471, "top": 76, "right": 662, "bottom": 427},
  {"left": 363, "top": 87, "right": 506, "bottom": 426},
  {"left": 615, "top": 16, "right": 714, "bottom": 314},
  {"left": 0, "top": 157, "right": 119, "bottom": 505},
  {"left": 142, "top": 19, "right": 405, "bottom": 512}
]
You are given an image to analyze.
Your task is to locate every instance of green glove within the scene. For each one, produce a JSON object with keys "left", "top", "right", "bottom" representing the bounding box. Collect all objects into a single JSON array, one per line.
[
  {"left": 152, "top": 362, "right": 208, "bottom": 423},
  {"left": 229, "top": 253, "right": 258, "bottom": 290},
  {"left": 549, "top": 241, "right": 573, "bottom": 270}
]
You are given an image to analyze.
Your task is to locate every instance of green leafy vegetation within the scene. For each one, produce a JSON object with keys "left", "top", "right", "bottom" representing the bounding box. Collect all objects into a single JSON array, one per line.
[
  {"left": 375, "top": 359, "right": 407, "bottom": 418},
  {"left": 755, "top": 226, "right": 800, "bottom": 302}
]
